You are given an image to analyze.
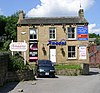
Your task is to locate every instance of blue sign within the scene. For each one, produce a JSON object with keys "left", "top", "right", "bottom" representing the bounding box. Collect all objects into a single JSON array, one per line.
[
  {"left": 77, "top": 26, "right": 88, "bottom": 34},
  {"left": 78, "top": 38, "right": 88, "bottom": 41},
  {"left": 48, "top": 39, "right": 66, "bottom": 45},
  {"left": 77, "top": 26, "right": 88, "bottom": 41}
]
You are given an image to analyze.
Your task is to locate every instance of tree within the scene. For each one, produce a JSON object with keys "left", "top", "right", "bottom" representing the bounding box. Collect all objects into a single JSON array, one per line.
[
  {"left": 95, "top": 38, "right": 100, "bottom": 45},
  {"left": 5, "top": 12, "right": 19, "bottom": 41},
  {"left": 0, "top": 15, "right": 6, "bottom": 36},
  {"left": 89, "top": 33, "right": 100, "bottom": 38}
]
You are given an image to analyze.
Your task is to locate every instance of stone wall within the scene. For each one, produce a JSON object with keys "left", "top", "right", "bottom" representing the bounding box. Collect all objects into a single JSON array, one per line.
[
  {"left": 0, "top": 52, "right": 9, "bottom": 86},
  {"left": 0, "top": 52, "right": 35, "bottom": 87},
  {"left": 56, "top": 69, "right": 82, "bottom": 76},
  {"left": 6, "top": 70, "right": 35, "bottom": 82}
]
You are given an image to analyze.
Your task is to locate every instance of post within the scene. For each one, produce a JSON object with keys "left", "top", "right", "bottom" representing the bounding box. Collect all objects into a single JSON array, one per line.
[
  {"left": 24, "top": 51, "right": 26, "bottom": 65},
  {"left": 24, "top": 40, "right": 26, "bottom": 65},
  {"left": 11, "top": 40, "right": 14, "bottom": 56}
]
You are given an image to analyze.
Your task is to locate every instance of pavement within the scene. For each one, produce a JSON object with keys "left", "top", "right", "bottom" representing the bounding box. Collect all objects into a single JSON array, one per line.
[{"left": 0, "top": 68, "right": 100, "bottom": 93}]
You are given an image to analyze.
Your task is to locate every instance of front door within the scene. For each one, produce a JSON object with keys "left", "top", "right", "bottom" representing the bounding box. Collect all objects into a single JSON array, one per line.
[{"left": 50, "top": 46, "right": 56, "bottom": 63}]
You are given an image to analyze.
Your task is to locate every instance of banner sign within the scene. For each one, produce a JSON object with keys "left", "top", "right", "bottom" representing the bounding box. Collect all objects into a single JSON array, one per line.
[
  {"left": 79, "top": 46, "right": 86, "bottom": 59},
  {"left": 10, "top": 42, "right": 27, "bottom": 51},
  {"left": 77, "top": 26, "right": 88, "bottom": 40},
  {"left": 48, "top": 39, "right": 66, "bottom": 45}
]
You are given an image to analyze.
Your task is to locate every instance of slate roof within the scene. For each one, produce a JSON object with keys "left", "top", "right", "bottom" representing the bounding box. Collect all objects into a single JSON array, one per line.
[{"left": 17, "top": 17, "right": 88, "bottom": 25}]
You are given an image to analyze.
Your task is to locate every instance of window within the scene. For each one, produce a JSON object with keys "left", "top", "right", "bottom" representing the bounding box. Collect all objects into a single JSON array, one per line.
[
  {"left": 49, "top": 27, "right": 56, "bottom": 40},
  {"left": 30, "top": 28, "right": 38, "bottom": 40},
  {"left": 67, "top": 27, "right": 76, "bottom": 40},
  {"left": 68, "top": 46, "right": 76, "bottom": 59}
]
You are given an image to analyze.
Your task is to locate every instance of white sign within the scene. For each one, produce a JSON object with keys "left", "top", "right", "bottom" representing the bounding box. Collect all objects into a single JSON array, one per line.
[
  {"left": 10, "top": 42, "right": 27, "bottom": 51},
  {"left": 79, "top": 46, "right": 86, "bottom": 59}
]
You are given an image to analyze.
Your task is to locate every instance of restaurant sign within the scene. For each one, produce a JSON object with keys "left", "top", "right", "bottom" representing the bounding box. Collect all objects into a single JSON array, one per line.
[{"left": 10, "top": 42, "right": 27, "bottom": 51}]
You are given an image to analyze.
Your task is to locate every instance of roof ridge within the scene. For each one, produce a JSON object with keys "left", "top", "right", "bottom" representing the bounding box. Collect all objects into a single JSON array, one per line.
[{"left": 25, "top": 16, "right": 79, "bottom": 19}]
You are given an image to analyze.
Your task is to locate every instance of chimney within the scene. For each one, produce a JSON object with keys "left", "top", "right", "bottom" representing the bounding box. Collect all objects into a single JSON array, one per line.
[
  {"left": 78, "top": 9, "right": 84, "bottom": 18},
  {"left": 18, "top": 10, "right": 25, "bottom": 20}
]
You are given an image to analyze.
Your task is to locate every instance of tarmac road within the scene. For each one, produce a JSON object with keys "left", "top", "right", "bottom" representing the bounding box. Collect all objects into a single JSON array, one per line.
[{"left": 0, "top": 68, "right": 100, "bottom": 93}]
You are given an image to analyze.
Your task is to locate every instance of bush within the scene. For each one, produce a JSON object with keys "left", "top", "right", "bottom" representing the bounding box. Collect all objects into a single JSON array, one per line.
[
  {"left": 55, "top": 64, "right": 82, "bottom": 70},
  {"left": 3, "top": 40, "right": 11, "bottom": 50},
  {"left": 8, "top": 54, "right": 28, "bottom": 71}
]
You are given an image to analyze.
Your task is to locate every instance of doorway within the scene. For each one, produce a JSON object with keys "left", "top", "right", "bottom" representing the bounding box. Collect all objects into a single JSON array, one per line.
[{"left": 49, "top": 46, "right": 56, "bottom": 63}]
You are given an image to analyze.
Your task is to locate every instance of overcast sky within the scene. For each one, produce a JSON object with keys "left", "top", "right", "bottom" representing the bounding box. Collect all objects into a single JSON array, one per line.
[{"left": 0, "top": 0, "right": 100, "bottom": 34}]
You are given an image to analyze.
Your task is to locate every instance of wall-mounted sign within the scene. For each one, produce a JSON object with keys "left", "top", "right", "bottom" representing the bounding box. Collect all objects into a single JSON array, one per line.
[
  {"left": 10, "top": 42, "right": 27, "bottom": 51},
  {"left": 29, "top": 57, "right": 38, "bottom": 60},
  {"left": 48, "top": 39, "right": 66, "bottom": 45},
  {"left": 79, "top": 46, "right": 86, "bottom": 59},
  {"left": 29, "top": 43, "right": 38, "bottom": 50},
  {"left": 29, "top": 42, "right": 38, "bottom": 62},
  {"left": 77, "top": 26, "right": 88, "bottom": 40}
]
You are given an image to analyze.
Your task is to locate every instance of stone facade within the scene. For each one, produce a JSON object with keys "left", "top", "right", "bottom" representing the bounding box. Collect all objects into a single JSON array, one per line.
[{"left": 17, "top": 9, "right": 89, "bottom": 65}]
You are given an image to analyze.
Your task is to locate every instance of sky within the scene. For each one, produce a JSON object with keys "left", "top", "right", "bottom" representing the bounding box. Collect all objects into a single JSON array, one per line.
[{"left": 0, "top": 0, "right": 100, "bottom": 34}]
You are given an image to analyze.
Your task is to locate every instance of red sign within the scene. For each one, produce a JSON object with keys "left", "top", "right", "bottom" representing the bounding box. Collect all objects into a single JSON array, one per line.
[{"left": 78, "top": 34, "right": 88, "bottom": 38}]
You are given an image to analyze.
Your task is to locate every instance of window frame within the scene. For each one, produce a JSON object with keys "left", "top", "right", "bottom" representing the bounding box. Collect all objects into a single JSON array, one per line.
[
  {"left": 68, "top": 46, "right": 77, "bottom": 59},
  {"left": 67, "top": 26, "right": 77, "bottom": 40},
  {"left": 29, "top": 28, "right": 38, "bottom": 40},
  {"left": 49, "top": 27, "right": 56, "bottom": 40}
]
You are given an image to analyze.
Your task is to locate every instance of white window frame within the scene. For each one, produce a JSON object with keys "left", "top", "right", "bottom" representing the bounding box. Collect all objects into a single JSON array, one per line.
[
  {"left": 29, "top": 28, "right": 38, "bottom": 40},
  {"left": 49, "top": 27, "right": 56, "bottom": 40},
  {"left": 67, "top": 26, "right": 77, "bottom": 40},
  {"left": 68, "top": 46, "right": 77, "bottom": 59}
]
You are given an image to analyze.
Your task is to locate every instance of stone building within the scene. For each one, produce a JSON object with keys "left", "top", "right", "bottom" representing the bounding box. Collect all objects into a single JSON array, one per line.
[{"left": 17, "top": 8, "right": 89, "bottom": 64}]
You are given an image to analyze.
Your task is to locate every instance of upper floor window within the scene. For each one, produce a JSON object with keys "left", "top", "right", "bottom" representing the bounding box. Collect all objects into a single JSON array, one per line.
[
  {"left": 67, "top": 27, "right": 76, "bottom": 40},
  {"left": 68, "top": 46, "right": 76, "bottom": 59},
  {"left": 30, "top": 28, "right": 38, "bottom": 40},
  {"left": 49, "top": 27, "right": 56, "bottom": 40}
]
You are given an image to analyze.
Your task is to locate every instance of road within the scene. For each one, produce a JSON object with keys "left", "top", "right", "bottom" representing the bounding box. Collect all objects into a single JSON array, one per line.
[{"left": 0, "top": 68, "right": 100, "bottom": 93}]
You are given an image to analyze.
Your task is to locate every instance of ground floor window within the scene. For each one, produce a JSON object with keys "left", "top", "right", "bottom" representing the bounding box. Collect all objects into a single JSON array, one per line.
[{"left": 68, "top": 46, "right": 76, "bottom": 59}]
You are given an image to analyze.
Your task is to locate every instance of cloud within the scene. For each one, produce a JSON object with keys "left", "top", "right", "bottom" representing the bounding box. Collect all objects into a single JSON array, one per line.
[
  {"left": 88, "top": 24, "right": 100, "bottom": 34},
  {"left": 26, "top": 0, "right": 95, "bottom": 17},
  {"left": 0, "top": 8, "right": 3, "bottom": 15}
]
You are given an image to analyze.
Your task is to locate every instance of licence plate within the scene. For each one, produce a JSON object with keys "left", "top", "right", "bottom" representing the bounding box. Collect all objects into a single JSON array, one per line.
[{"left": 45, "top": 72, "right": 49, "bottom": 75}]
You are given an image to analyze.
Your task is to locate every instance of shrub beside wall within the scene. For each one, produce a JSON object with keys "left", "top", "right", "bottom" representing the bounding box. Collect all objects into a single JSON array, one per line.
[
  {"left": 55, "top": 64, "right": 82, "bottom": 76},
  {"left": 0, "top": 53, "right": 35, "bottom": 87}
]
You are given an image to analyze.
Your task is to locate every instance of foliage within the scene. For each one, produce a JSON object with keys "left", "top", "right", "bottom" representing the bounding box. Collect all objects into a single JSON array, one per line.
[
  {"left": 94, "top": 38, "right": 100, "bottom": 45},
  {"left": 0, "top": 15, "right": 6, "bottom": 36},
  {"left": 55, "top": 64, "right": 81, "bottom": 70},
  {"left": 5, "top": 12, "right": 18, "bottom": 41},
  {"left": 89, "top": 33, "right": 100, "bottom": 45},
  {"left": 0, "top": 12, "right": 19, "bottom": 50},
  {"left": 8, "top": 54, "right": 29, "bottom": 71},
  {"left": 89, "top": 33, "right": 100, "bottom": 38},
  {"left": 2, "top": 40, "right": 11, "bottom": 50}
]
